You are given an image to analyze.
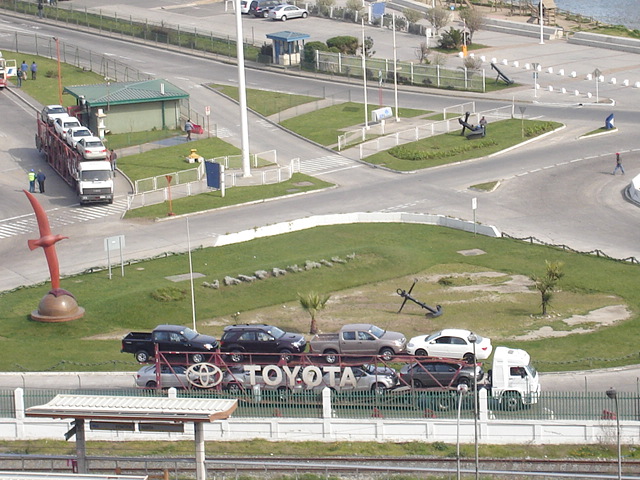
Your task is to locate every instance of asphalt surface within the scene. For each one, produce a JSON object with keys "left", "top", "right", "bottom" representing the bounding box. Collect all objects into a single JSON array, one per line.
[{"left": 0, "top": 1, "right": 639, "bottom": 387}]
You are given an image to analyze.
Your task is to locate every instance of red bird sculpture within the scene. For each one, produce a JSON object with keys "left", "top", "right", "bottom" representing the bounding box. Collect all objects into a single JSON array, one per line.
[{"left": 24, "top": 190, "right": 68, "bottom": 290}]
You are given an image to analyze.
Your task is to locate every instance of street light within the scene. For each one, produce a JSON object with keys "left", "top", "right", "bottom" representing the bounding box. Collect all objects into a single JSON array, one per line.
[
  {"left": 606, "top": 387, "right": 622, "bottom": 480},
  {"left": 468, "top": 332, "right": 479, "bottom": 480},
  {"left": 456, "top": 383, "right": 469, "bottom": 480}
]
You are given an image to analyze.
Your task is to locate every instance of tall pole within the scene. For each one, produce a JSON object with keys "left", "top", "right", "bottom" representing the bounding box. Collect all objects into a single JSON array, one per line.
[
  {"left": 468, "top": 332, "right": 479, "bottom": 480},
  {"left": 54, "top": 37, "right": 62, "bottom": 105},
  {"left": 235, "top": 0, "right": 251, "bottom": 177},
  {"left": 607, "top": 388, "right": 622, "bottom": 480},
  {"left": 392, "top": 13, "right": 399, "bottom": 122},
  {"left": 361, "top": 19, "right": 369, "bottom": 129},
  {"left": 186, "top": 217, "right": 196, "bottom": 332},
  {"left": 539, "top": 1, "right": 544, "bottom": 44},
  {"left": 456, "top": 383, "right": 468, "bottom": 480}
]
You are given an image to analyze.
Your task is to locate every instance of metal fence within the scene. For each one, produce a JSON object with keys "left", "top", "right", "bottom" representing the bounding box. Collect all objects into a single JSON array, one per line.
[
  {"left": 3, "top": 388, "right": 638, "bottom": 422},
  {"left": 354, "top": 105, "right": 514, "bottom": 159},
  {"left": 316, "top": 51, "right": 486, "bottom": 92}
]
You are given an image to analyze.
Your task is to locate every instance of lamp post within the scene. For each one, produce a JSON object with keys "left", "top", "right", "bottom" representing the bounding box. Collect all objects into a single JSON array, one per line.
[
  {"left": 606, "top": 387, "right": 622, "bottom": 480},
  {"left": 593, "top": 68, "right": 601, "bottom": 104},
  {"left": 456, "top": 383, "right": 469, "bottom": 480},
  {"left": 468, "top": 332, "right": 479, "bottom": 480}
]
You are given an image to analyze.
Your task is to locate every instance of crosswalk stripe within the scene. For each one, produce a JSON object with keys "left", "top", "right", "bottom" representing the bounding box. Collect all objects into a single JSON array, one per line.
[
  {"left": 0, "top": 199, "right": 128, "bottom": 240},
  {"left": 299, "top": 154, "right": 356, "bottom": 174}
]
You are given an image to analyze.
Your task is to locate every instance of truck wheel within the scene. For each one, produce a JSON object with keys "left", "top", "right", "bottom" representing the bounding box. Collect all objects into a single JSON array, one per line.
[
  {"left": 379, "top": 347, "right": 394, "bottom": 361},
  {"left": 226, "top": 383, "right": 242, "bottom": 394},
  {"left": 145, "top": 380, "right": 157, "bottom": 388},
  {"left": 279, "top": 349, "right": 292, "bottom": 363},
  {"left": 457, "top": 377, "right": 471, "bottom": 387},
  {"left": 463, "top": 353, "right": 475, "bottom": 363},
  {"left": 191, "top": 353, "right": 206, "bottom": 364},
  {"left": 502, "top": 392, "right": 522, "bottom": 411},
  {"left": 412, "top": 379, "right": 424, "bottom": 388},
  {"left": 324, "top": 350, "right": 338, "bottom": 364},
  {"left": 135, "top": 351, "right": 150, "bottom": 363},
  {"left": 415, "top": 349, "right": 427, "bottom": 356},
  {"left": 371, "top": 382, "right": 387, "bottom": 395},
  {"left": 230, "top": 351, "right": 244, "bottom": 363}
]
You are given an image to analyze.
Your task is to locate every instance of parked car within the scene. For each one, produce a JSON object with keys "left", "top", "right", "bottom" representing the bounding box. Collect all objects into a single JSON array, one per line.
[
  {"left": 268, "top": 4, "right": 308, "bottom": 20},
  {"left": 136, "top": 364, "right": 189, "bottom": 389},
  {"left": 249, "top": 0, "right": 280, "bottom": 17},
  {"left": 54, "top": 116, "right": 81, "bottom": 140},
  {"left": 220, "top": 323, "right": 306, "bottom": 362},
  {"left": 406, "top": 328, "right": 493, "bottom": 362},
  {"left": 240, "top": 0, "right": 251, "bottom": 13},
  {"left": 314, "top": 364, "right": 399, "bottom": 394},
  {"left": 76, "top": 136, "right": 108, "bottom": 160},
  {"left": 65, "top": 126, "right": 93, "bottom": 148},
  {"left": 40, "top": 104, "right": 69, "bottom": 125},
  {"left": 399, "top": 359, "right": 483, "bottom": 389}
]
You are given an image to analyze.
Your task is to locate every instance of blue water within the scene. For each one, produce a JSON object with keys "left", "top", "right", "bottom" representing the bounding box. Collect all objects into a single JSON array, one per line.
[{"left": 553, "top": 0, "right": 640, "bottom": 30}]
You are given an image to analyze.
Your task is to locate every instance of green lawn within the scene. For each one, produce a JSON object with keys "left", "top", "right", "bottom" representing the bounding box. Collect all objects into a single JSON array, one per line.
[
  {"left": 119, "top": 137, "right": 244, "bottom": 182},
  {"left": 124, "top": 173, "right": 333, "bottom": 218},
  {"left": 2, "top": 223, "right": 639, "bottom": 373},
  {"left": 211, "top": 84, "right": 320, "bottom": 117},
  {"left": 364, "top": 119, "right": 562, "bottom": 170},
  {"left": 280, "top": 102, "right": 430, "bottom": 146}
]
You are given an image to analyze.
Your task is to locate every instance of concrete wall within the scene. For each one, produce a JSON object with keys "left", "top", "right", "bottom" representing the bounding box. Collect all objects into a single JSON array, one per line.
[
  {"left": 212, "top": 212, "right": 501, "bottom": 247},
  {"left": 483, "top": 18, "right": 563, "bottom": 40},
  {"left": 568, "top": 32, "right": 640, "bottom": 54}
]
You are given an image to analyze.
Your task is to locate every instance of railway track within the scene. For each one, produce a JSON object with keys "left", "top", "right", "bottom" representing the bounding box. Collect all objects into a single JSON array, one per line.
[{"left": 2, "top": 455, "right": 640, "bottom": 479}]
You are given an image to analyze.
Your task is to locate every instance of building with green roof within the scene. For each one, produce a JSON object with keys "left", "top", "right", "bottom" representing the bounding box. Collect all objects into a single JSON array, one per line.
[{"left": 63, "top": 79, "right": 189, "bottom": 135}]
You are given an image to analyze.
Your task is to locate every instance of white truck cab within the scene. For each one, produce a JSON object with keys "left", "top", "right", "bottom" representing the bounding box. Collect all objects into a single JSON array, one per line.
[
  {"left": 77, "top": 161, "right": 114, "bottom": 204},
  {"left": 490, "top": 346, "right": 540, "bottom": 410}
]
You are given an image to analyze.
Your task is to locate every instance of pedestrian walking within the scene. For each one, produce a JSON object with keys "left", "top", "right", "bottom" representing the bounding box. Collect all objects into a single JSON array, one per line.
[
  {"left": 16, "top": 69, "right": 22, "bottom": 87},
  {"left": 28, "top": 169, "right": 36, "bottom": 193},
  {"left": 612, "top": 152, "right": 625, "bottom": 175},
  {"left": 109, "top": 149, "right": 118, "bottom": 174},
  {"left": 30, "top": 61, "right": 37, "bottom": 80},
  {"left": 36, "top": 170, "right": 46, "bottom": 193},
  {"left": 185, "top": 119, "right": 194, "bottom": 141},
  {"left": 479, "top": 116, "right": 488, "bottom": 136},
  {"left": 20, "top": 60, "right": 28, "bottom": 81}
]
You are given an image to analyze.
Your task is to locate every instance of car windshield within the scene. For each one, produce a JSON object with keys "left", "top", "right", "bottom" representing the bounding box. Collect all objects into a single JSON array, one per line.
[
  {"left": 86, "top": 141, "right": 104, "bottom": 148},
  {"left": 64, "top": 121, "right": 80, "bottom": 128},
  {"left": 425, "top": 331, "right": 443, "bottom": 342},
  {"left": 75, "top": 130, "right": 91, "bottom": 137},
  {"left": 268, "top": 326, "right": 285, "bottom": 339},
  {"left": 80, "top": 170, "right": 112, "bottom": 182},
  {"left": 48, "top": 107, "right": 66, "bottom": 114},
  {"left": 182, "top": 327, "right": 199, "bottom": 341},
  {"left": 368, "top": 325, "right": 384, "bottom": 338}
]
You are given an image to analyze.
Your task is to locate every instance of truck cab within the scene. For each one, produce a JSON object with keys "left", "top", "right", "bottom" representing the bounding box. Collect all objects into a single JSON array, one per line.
[
  {"left": 77, "top": 161, "right": 114, "bottom": 204},
  {"left": 490, "top": 346, "right": 540, "bottom": 410}
]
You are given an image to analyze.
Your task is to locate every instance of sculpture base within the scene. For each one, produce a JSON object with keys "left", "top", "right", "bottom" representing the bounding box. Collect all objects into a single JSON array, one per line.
[{"left": 30, "top": 288, "right": 85, "bottom": 323}]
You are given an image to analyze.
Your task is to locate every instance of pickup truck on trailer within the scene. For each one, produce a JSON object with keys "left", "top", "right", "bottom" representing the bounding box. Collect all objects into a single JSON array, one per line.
[
  {"left": 309, "top": 323, "right": 407, "bottom": 363},
  {"left": 121, "top": 324, "right": 219, "bottom": 363}
]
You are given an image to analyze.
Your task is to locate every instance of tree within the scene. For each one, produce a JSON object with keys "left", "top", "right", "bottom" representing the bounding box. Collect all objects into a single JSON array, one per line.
[
  {"left": 458, "top": 7, "right": 485, "bottom": 43},
  {"left": 362, "top": 36, "right": 375, "bottom": 57},
  {"left": 403, "top": 8, "right": 423, "bottom": 25},
  {"left": 327, "top": 36, "right": 359, "bottom": 54},
  {"left": 425, "top": 6, "right": 450, "bottom": 34},
  {"left": 298, "top": 291, "right": 331, "bottom": 335},
  {"left": 316, "top": 0, "right": 336, "bottom": 16},
  {"left": 415, "top": 42, "right": 431, "bottom": 64},
  {"left": 438, "top": 27, "right": 464, "bottom": 50},
  {"left": 530, "top": 260, "right": 564, "bottom": 316},
  {"left": 345, "top": 0, "right": 365, "bottom": 15},
  {"left": 462, "top": 55, "right": 483, "bottom": 72}
]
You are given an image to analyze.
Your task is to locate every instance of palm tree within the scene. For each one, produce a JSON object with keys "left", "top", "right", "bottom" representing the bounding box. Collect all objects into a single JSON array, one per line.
[
  {"left": 298, "top": 291, "right": 330, "bottom": 335},
  {"left": 530, "top": 260, "right": 564, "bottom": 315}
]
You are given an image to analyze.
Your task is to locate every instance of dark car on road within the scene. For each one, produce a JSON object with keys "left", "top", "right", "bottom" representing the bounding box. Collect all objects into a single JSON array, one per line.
[
  {"left": 399, "top": 359, "right": 483, "bottom": 389},
  {"left": 220, "top": 323, "right": 307, "bottom": 362}
]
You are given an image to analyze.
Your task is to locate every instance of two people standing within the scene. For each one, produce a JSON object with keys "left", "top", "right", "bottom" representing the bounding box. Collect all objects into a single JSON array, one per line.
[{"left": 27, "top": 169, "right": 46, "bottom": 193}]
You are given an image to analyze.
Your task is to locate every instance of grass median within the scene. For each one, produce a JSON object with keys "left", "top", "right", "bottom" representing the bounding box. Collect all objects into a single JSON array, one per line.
[{"left": 2, "top": 223, "right": 638, "bottom": 372}]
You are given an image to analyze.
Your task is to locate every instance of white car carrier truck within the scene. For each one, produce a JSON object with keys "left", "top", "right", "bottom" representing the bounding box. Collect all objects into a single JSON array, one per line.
[{"left": 488, "top": 346, "right": 540, "bottom": 410}]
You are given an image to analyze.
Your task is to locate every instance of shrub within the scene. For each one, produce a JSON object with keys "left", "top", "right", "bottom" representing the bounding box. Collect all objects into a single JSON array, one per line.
[
  {"left": 304, "top": 41, "right": 328, "bottom": 63},
  {"left": 150, "top": 287, "right": 187, "bottom": 302},
  {"left": 326, "top": 36, "right": 359, "bottom": 54}
]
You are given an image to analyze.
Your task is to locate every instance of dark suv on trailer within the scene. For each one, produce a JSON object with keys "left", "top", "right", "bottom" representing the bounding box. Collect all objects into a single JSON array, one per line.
[{"left": 220, "top": 324, "right": 307, "bottom": 362}]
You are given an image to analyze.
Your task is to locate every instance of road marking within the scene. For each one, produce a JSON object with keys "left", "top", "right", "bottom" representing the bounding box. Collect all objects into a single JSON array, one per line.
[
  {"left": 0, "top": 199, "right": 128, "bottom": 239},
  {"left": 299, "top": 154, "right": 359, "bottom": 175}
]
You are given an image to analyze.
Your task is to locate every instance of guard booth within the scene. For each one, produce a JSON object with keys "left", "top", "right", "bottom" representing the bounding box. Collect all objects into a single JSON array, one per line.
[{"left": 266, "top": 31, "right": 310, "bottom": 66}]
